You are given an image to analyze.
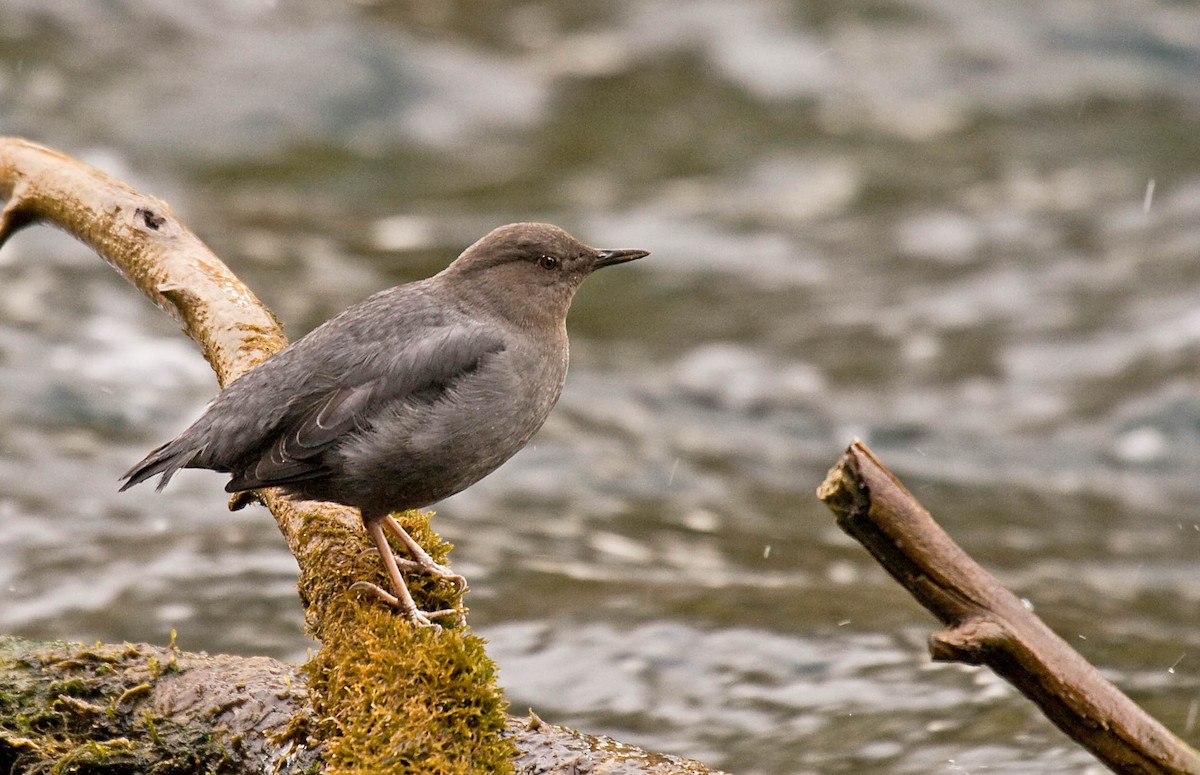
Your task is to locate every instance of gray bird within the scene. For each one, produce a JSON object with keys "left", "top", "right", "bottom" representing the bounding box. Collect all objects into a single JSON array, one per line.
[{"left": 121, "top": 222, "right": 648, "bottom": 626}]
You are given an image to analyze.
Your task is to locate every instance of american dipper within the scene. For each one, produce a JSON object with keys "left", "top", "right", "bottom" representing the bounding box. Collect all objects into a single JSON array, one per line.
[{"left": 121, "top": 223, "right": 648, "bottom": 626}]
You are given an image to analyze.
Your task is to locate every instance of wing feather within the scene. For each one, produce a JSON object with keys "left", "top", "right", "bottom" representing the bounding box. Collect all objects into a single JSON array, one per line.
[
  {"left": 223, "top": 326, "right": 505, "bottom": 493},
  {"left": 122, "top": 285, "right": 507, "bottom": 496}
]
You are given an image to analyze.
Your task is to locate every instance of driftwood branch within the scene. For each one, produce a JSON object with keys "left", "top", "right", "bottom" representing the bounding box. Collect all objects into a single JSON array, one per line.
[
  {"left": 0, "top": 137, "right": 726, "bottom": 774},
  {"left": 818, "top": 439, "right": 1200, "bottom": 774}
]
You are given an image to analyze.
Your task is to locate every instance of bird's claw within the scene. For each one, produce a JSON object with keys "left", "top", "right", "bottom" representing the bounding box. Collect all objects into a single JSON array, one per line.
[
  {"left": 349, "top": 581, "right": 464, "bottom": 628},
  {"left": 427, "top": 563, "right": 469, "bottom": 592}
]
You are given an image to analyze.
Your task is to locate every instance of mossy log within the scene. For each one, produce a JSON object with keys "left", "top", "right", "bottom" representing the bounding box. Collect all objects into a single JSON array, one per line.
[
  {"left": 0, "top": 635, "right": 722, "bottom": 774},
  {"left": 0, "top": 635, "right": 319, "bottom": 774},
  {"left": 0, "top": 137, "right": 727, "bottom": 775}
]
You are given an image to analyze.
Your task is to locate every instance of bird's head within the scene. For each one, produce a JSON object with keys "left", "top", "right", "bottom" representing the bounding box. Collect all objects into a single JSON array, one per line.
[{"left": 439, "top": 222, "right": 648, "bottom": 327}]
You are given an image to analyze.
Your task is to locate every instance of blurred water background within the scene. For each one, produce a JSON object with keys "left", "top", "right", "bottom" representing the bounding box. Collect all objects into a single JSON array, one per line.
[{"left": 3, "top": 1, "right": 1200, "bottom": 772}]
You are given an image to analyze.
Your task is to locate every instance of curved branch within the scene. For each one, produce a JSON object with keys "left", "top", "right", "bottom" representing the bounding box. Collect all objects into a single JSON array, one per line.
[
  {"left": 0, "top": 136, "right": 283, "bottom": 384},
  {"left": 0, "top": 136, "right": 398, "bottom": 627},
  {"left": 818, "top": 440, "right": 1200, "bottom": 774}
]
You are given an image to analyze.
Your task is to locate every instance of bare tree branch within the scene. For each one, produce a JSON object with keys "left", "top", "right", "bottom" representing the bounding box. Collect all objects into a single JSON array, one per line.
[{"left": 818, "top": 439, "right": 1200, "bottom": 774}]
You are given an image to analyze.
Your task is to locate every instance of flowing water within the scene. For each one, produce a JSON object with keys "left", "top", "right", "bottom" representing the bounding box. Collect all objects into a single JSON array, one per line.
[{"left": 2, "top": 2, "right": 1200, "bottom": 772}]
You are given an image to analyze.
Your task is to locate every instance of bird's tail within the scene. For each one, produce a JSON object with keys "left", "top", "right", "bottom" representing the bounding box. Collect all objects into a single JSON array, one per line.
[{"left": 119, "top": 438, "right": 205, "bottom": 492}]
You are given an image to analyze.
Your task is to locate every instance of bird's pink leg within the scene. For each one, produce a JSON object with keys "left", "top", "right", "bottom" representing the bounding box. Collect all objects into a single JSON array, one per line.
[
  {"left": 381, "top": 514, "right": 468, "bottom": 591},
  {"left": 351, "top": 517, "right": 462, "bottom": 627}
]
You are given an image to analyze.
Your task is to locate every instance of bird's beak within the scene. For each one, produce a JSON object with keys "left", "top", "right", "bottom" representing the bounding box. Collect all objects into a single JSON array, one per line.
[{"left": 594, "top": 248, "right": 650, "bottom": 269}]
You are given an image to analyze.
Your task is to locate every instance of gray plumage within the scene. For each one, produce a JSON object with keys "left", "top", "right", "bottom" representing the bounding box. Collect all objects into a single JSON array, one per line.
[{"left": 121, "top": 222, "right": 647, "bottom": 625}]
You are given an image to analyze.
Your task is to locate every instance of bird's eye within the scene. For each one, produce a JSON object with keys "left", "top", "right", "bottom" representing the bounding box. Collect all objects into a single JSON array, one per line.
[{"left": 538, "top": 255, "right": 560, "bottom": 270}]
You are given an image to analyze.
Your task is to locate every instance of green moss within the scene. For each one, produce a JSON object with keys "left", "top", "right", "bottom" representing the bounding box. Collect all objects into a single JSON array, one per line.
[
  {"left": 1, "top": 509, "right": 517, "bottom": 774},
  {"left": 301, "top": 510, "right": 517, "bottom": 774},
  {"left": 0, "top": 637, "right": 237, "bottom": 774}
]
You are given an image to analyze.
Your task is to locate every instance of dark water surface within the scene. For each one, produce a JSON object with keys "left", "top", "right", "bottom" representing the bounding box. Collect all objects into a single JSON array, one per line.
[{"left": 3, "top": 2, "right": 1200, "bottom": 772}]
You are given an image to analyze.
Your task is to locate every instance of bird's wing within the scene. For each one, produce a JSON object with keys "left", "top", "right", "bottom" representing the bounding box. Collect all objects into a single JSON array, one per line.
[
  {"left": 223, "top": 322, "right": 506, "bottom": 492},
  {"left": 225, "top": 380, "right": 380, "bottom": 490},
  {"left": 120, "top": 296, "right": 508, "bottom": 494}
]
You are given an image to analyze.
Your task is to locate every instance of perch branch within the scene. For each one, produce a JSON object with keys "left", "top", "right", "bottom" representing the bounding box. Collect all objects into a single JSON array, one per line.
[
  {"left": 817, "top": 439, "right": 1200, "bottom": 774},
  {"left": 0, "top": 137, "right": 440, "bottom": 634}
]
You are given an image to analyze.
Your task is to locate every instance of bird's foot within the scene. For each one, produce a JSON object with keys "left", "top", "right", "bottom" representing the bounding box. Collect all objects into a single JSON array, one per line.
[
  {"left": 349, "top": 581, "right": 464, "bottom": 628},
  {"left": 419, "top": 560, "right": 469, "bottom": 593},
  {"left": 359, "top": 546, "right": 468, "bottom": 592},
  {"left": 379, "top": 513, "right": 469, "bottom": 592},
  {"left": 359, "top": 546, "right": 427, "bottom": 574}
]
